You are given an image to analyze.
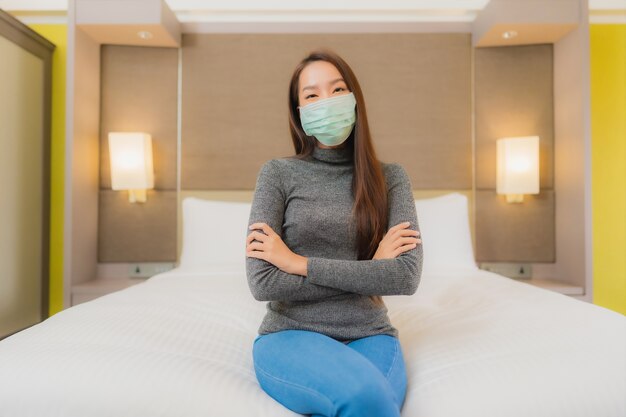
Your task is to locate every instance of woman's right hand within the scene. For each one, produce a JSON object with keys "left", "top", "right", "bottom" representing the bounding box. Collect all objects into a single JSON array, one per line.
[{"left": 373, "top": 221, "right": 421, "bottom": 260}]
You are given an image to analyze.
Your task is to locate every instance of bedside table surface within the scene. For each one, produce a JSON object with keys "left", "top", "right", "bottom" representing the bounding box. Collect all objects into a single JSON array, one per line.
[
  {"left": 513, "top": 278, "right": 584, "bottom": 296},
  {"left": 72, "top": 277, "right": 147, "bottom": 294}
]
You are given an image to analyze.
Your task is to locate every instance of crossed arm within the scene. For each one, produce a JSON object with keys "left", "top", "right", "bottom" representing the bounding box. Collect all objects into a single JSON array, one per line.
[{"left": 245, "top": 160, "right": 423, "bottom": 302}]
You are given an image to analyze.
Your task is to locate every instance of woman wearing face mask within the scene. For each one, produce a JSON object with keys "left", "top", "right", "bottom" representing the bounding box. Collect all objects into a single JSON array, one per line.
[{"left": 245, "top": 49, "right": 423, "bottom": 417}]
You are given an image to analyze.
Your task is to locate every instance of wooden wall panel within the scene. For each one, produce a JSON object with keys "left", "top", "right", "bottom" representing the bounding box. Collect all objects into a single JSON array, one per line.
[
  {"left": 475, "top": 44, "right": 554, "bottom": 189},
  {"left": 100, "top": 45, "right": 178, "bottom": 190},
  {"left": 474, "top": 44, "right": 555, "bottom": 262},
  {"left": 99, "top": 45, "right": 178, "bottom": 262},
  {"left": 475, "top": 190, "right": 555, "bottom": 262},
  {"left": 181, "top": 33, "right": 472, "bottom": 190},
  {"left": 98, "top": 190, "right": 177, "bottom": 262}
]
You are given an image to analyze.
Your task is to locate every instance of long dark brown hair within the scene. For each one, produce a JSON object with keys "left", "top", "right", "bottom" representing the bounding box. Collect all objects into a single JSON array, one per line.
[{"left": 287, "top": 49, "right": 388, "bottom": 306}]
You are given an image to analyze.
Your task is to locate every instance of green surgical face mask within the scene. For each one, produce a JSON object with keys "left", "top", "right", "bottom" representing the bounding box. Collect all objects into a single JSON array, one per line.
[{"left": 298, "top": 92, "right": 357, "bottom": 147}]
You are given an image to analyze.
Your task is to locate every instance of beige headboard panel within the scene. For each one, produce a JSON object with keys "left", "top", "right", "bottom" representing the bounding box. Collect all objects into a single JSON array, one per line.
[{"left": 181, "top": 33, "right": 472, "bottom": 190}]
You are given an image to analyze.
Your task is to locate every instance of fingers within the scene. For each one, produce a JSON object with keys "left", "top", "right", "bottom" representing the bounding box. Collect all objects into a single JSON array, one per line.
[
  {"left": 392, "top": 236, "right": 421, "bottom": 250},
  {"left": 397, "top": 229, "right": 420, "bottom": 238},
  {"left": 248, "top": 222, "right": 276, "bottom": 237},
  {"left": 246, "top": 241, "right": 264, "bottom": 252},
  {"left": 245, "top": 234, "right": 267, "bottom": 260},
  {"left": 393, "top": 242, "right": 418, "bottom": 257},
  {"left": 245, "top": 223, "right": 278, "bottom": 262},
  {"left": 388, "top": 222, "right": 420, "bottom": 237},
  {"left": 390, "top": 228, "right": 420, "bottom": 243},
  {"left": 246, "top": 230, "right": 267, "bottom": 245},
  {"left": 246, "top": 247, "right": 267, "bottom": 261},
  {"left": 388, "top": 221, "right": 411, "bottom": 233}
]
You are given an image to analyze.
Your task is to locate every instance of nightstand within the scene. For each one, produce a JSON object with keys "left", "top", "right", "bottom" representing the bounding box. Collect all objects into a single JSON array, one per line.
[
  {"left": 511, "top": 278, "right": 584, "bottom": 296},
  {"left": 71, "top": 277, "right": 147, "bottom": 306},
  {"left": 479, "top": 263, "right": 585, "bottom": 297}
]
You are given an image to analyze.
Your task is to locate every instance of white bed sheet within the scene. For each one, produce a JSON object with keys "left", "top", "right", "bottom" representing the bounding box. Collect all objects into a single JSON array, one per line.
[{"left": 0, "top": 265, "right": 624, "bottom": 417}]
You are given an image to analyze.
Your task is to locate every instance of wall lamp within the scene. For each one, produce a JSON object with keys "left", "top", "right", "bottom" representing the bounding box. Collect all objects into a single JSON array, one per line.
[
  {"left": 108, "top": 132, "right": 154, "bottom": 203},
  {"left": 496, "top": 136, "right": 540, "bottom": 203}
]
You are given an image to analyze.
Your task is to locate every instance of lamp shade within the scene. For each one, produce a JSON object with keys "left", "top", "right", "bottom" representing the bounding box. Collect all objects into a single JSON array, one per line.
[
  {"left": 496, "top": 136, "right": 539, "bottom": 196},
  {"left": 108, "top": 132, "right": 154, "bottom": 190}
]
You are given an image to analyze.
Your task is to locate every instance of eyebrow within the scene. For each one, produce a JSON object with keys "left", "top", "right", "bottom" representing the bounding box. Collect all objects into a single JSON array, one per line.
[{"left": 301, "top": 78, "right": 346, "bottom": 92}]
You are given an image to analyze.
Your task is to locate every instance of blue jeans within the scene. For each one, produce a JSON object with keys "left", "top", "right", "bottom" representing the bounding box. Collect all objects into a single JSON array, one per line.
[{"left": 252, "top": 329, "right": 407, "bottom": 417}]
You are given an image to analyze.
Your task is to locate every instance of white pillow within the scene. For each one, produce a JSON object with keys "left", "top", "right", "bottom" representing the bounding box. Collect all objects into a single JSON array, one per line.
[
  {"left": 414, "top": 193, "right": 477, "bottom": 273},
  {"left": 179, "top": 194, "right": 477, "bottom": 274},
  {"left": 179, "top": 198, "right": 251, "bottom": 270}
]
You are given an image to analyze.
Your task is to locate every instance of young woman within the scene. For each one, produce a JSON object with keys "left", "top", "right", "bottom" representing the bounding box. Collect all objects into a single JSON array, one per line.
[{"left": 245, "top": 49, "right": 423, "bottom": 417}]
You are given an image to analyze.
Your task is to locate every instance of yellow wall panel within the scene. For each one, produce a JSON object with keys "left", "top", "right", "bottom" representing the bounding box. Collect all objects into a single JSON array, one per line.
[
  {"left": 27, "top": 24, "right": 67, "bottom": 316},
  {"left": 590, "top": 24, "right": 626, "bottom": 315}
]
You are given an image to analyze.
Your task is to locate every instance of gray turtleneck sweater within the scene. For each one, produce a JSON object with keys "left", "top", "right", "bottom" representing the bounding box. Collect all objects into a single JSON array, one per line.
[{"left": 246, "top": 144, "right": 423, "bottom": 343}]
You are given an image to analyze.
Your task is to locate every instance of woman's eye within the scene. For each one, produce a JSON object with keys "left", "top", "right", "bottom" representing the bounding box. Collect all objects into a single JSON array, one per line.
[
  {"left": 334, "top": 87, "right": 345, "bottom": 93},
  {"left": 305, "top": 94, "right": 317, "bottom": 99}
]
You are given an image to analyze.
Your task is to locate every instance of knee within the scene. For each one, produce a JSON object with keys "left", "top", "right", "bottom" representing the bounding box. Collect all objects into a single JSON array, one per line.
[
  {"left": 336, "top": 377, "right": 399, "bottom": 417},
  {"left": 351, "top": 378, "right": 395, "bottom": 403}
]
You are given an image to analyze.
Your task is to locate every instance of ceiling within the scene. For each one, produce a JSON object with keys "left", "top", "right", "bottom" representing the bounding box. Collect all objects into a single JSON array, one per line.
[
  {"left": 1, "top": 0, "right": 624, "bottom": 25},
  {"left": 0, "top": 0, "right": 623, "bottom": 39}
]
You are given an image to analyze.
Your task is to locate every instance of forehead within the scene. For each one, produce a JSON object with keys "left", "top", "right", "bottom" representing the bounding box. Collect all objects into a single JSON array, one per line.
[{"left": 299, "top": 60, "right": 343, "bottom": 90}]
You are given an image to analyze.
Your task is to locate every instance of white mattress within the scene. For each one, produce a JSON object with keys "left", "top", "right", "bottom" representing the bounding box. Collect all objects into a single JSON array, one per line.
[{"left": 0, "top": 265, "right": 624, "bottom": 417}]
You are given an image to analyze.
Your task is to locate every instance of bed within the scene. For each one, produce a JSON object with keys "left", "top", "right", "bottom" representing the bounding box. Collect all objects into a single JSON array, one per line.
[{"left": 0, "top": 193, "right": 624, "bottom": 417}]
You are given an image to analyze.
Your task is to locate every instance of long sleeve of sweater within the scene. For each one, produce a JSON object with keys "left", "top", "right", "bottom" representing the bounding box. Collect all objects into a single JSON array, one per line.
[
  {"left": 246, "top": 160, "right": 349, "bottom": 302},
  {"left": 305, "top": 163, "right": 423, "bottom": 296}
]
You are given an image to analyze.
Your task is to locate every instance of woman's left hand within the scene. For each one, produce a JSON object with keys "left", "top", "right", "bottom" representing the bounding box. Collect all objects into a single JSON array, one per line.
[{"left": 246, "top": 222, "right": 304, "bottom": 275}]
